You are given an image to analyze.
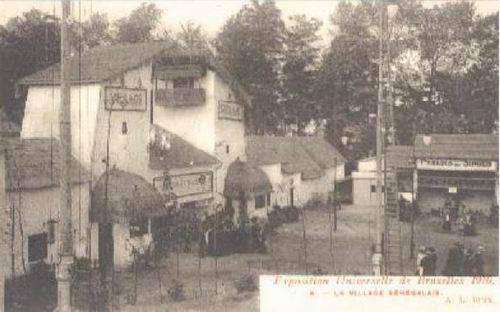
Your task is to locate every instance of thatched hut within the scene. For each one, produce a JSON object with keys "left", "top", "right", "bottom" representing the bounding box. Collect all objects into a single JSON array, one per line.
[
  {"left": 90, "top": 168, "right": 167, "bottom": 268},
  {"left": 223, "top": 159, "right": 272, "bottom": 221}
]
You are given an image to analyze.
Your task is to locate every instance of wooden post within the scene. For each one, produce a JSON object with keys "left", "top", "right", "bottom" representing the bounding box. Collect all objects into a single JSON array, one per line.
[
  {"left": 373, "top": 0, "right": 387, "bottom": 276},
  {"left": 57, "top": 0, "right": 74, "bottom": 310},
  {"left": 214, "top": 204, "right": 219, "bottom": 295},
  {"left": 301, "top": 209, "right": 308, "bottom": 274}
]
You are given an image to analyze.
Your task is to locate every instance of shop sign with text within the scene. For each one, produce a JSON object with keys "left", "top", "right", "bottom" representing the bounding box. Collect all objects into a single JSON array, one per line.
[
  {"left": 105, "top": 87, "right": 147, "bottom": 111},
  {"left": 218, "top": 100, "right": 243, "bottom": 121},
  {"left": 416, "top": 158, "right": 497, "bottom": 172},
  {"left": 154, "top": 172, "right": 213, "bottom": 198}
]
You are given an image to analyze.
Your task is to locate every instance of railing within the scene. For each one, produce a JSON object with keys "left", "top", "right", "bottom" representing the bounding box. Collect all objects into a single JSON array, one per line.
[{"left": 155, "top": 88, "right": 206, "bottom": 107}]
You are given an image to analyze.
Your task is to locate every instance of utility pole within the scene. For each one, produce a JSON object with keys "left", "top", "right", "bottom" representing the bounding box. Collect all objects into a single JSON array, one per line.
[
  {"left": 373, "top": 0, "right": 386, "bottom": 276},
  {"left": 57, "top": 0, "right": 74, "bottom": 311}
]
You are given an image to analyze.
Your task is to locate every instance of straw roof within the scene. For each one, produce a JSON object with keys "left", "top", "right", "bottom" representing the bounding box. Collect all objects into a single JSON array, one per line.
[
  {"left": 414, "top": 134, "right": 498, "bottom": 160},
  {"left": 223, "top": 159, "right": 272, "bottom": 199},
  {"left": 5, "top": 138, "right": 89, "bottom": 191},
  {"left": 91, "top": 168, "right": 167, "bottom": 224},
  {"left": 246, "top": 135, "right": 346, "bottom": 180},
  {"left": 149, "top": 125, "right": 220, "bottom": 171}
]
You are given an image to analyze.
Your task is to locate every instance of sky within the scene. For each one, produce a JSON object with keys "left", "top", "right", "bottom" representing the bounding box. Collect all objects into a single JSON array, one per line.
[{"left": 1, "top": 0, "right": 498, "bottom": 47}]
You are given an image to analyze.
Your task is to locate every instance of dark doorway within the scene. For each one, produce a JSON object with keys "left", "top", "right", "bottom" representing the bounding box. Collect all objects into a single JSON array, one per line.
[
  {"left": 290, "top": 188, "right": 294, "bottom": 208},
  {"left": 98, "top": 223, "right": 114, "bottom": 269}
]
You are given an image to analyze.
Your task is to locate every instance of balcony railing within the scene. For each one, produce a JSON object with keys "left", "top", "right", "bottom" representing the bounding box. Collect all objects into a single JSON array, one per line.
[{"left": 155, "top": 88, "right": 206, "bottom": 107}]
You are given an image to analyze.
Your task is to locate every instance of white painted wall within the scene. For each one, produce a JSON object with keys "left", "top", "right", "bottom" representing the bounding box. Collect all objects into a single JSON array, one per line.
[
  {"left": 22, "top": 84, "right": 101, "bottom": 169},
  {"left": 6, "top": 183, "right": 91, "bottom": 276},
  {"left": 153, "top": 72, "right": 216, "bottom": 156},
  {"left": 92, "top": 63, "right": 154, "bottom": 180}
]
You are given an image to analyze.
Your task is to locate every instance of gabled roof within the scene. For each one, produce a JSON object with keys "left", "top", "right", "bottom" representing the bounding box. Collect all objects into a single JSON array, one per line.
[
  {"left": 149, "top": 125, "right": 220, "bottom": 171},
  {"left": 5, "top": 138, "right": 89, "bottom": 191},
  {"left": 19, "top": 41, "right": 175, "bottom": 85},
  {"left": 414, "top": 134, "right": 498, "bottom": 160},
  {"left": 18, "top": 41, "right": 252, "bottom": 106},
  {"left": 246, "top": 135, "right": 345, "bottom": 180}
]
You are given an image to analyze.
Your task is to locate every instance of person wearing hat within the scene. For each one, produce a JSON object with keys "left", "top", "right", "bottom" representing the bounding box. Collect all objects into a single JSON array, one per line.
[
  {"left": 443, "top": 242, "right": 464, "bottom": 276},
  {"left": 472, "top": 246, "right": 485, "bottom": 276},
  {"left": 427, "top": 247, "right": 437, "bottom": 276}
]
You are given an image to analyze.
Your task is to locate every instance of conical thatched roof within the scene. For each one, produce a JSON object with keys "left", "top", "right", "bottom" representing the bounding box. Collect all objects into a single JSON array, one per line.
[
  {"left": 223, "top": 159, "right": 272, "bottom": 199},
  {"left": 91, "top": 168, "right": 166, "bottom": 224}
]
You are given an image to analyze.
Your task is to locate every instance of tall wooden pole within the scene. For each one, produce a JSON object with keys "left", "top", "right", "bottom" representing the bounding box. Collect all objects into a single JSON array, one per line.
[
  {"left": 373, "top": 0, "right": 386, "bottom": 276},
  {"left": 57, "top": 0, "right": 74, "bottom": 310}
]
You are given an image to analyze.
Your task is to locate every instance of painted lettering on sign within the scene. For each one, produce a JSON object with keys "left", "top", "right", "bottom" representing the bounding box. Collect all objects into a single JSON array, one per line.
[
  {"left": 218, "top": 100, "right": 243, "bottom": 121},
  {"left": 416, "top": 158, "right": 497, "bottom": 172},
  {"left": 105, "top": 87, "right": 147, "bottom": 111},
  {"left": 154, "top": 172, "right": 213, "bottom": 198}
]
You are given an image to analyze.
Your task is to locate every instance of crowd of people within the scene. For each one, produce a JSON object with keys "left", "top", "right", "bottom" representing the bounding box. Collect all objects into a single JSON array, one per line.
[
  {"left": 442, "top": 242, "right": 485, "bottom": 276},
  {"left": 416, "top": 242, "right": 485, "bottom": 276}
]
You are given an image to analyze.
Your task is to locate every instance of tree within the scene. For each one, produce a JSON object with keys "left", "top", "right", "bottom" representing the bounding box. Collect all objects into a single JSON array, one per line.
[
  {"left": 114, "top": 2, "right": 162, "bottom": 43},
  {"left": 176, "top": 21, "right": 212, "bottom": 54},
  {"left": 215, "top": 0, "right": 286, "bottom": 134},
  {"left": 281, "top": 15, "right": 322, "bottom": 132},
  {"left": 0, "top": 9, "right": 60, "bottom": 122},
  {"left": 79, "top": 13, "right": 112, "bottom": 49}
]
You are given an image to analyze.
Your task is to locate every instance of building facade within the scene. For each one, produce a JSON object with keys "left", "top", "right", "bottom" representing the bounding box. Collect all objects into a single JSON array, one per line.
[
  {"left": 18, "top": 42, "right": 258, "bottom": 266},
  {"left": 246, "top": 135, "right": 346, "bottom": 208},
  {"left": 3, "top": 138, "right": 90, "bottom": 276}
]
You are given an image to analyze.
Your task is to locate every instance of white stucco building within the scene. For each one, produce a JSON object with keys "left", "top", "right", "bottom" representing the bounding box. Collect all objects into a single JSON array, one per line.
[
  {"left": 246, "top": 135, "right": 346, "bottom": 209},
  {"left": 18, "top": 41, "right": 260, "bottom": 267}
]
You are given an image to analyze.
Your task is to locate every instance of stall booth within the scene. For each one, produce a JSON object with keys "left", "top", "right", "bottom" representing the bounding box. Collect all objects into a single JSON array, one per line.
[
  {"left": 90, "top": 168, "right": 167, "bottom": 269},
  {"left": 414, "top": 134, "right": 498, "bottom": 215}
]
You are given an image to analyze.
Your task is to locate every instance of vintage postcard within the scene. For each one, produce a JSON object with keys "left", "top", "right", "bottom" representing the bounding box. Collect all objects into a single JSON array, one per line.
[{"left": 0, "top": 0, "right": 498, "bottom": 311}]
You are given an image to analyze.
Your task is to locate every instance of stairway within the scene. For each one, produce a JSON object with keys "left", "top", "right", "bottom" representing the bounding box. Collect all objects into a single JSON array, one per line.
[{"left": 384, "top": 150, "right": 403, "bottom": 275}]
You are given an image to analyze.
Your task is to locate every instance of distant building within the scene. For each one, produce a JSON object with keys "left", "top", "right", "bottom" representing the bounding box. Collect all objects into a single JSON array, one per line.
[
  {"left": 246, "top": 134, "right": 346, "bottom": 209},
  {"left": 351, "top": 134, "right": 498, "bottom": 213},
  {"left": 414, "top": 134, "right": 498, "bottom": 213}
]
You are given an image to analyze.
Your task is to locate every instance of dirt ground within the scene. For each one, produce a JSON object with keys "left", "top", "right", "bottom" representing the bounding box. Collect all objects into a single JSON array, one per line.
[{"left": 103, "top": 204, "right": 498, "bottom": 311}]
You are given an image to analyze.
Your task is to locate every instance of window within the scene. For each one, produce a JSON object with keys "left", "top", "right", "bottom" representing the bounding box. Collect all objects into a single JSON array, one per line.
[
  {"left": 122, "top": 122, "right": 128, "bottom": 134},
  {"left": 255, "top": 195, "right": 266, "bottom": 209},
  {"left": 371, "top": 185, "right": 385, "bottom": 193},
  {"left": 130, "top": 219, "right": 148, "bottom": 238},
  {"left": 28, "top": 233, "right": 48, "bottom": 262},
  {"left": 266, "top": 194, "right": 271, "bottom": 206},
  {"left": 173, "top": 77, "right": 194, "bottom": 89},
  {"left": 226, "top": 145, "right": 230, "bottom": 154}
]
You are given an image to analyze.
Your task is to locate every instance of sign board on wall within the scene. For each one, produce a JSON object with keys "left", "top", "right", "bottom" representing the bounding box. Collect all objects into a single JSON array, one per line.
[
  {"left": 416, "top": 158, "right": 497, "bottom": 172},
  {"left": 218, "top": 100, "right": 243, "bottom": 121},
  {"left": 105, "top": 87, "right": 147, "bottom": 111},
  {"left": 153, "top": 172, "right": 213, "bottom": 198}
]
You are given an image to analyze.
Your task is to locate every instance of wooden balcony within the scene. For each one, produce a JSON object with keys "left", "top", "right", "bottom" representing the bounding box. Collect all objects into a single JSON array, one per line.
[{"left": 155, "top": 88, "right": 206, "bottom": 107}]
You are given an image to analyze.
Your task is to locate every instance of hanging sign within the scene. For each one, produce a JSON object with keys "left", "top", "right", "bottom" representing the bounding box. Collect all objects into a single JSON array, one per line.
[
  {"left": 218, "top": 100, "right": 243, "bottom": 121},
  {"left": 154, "top": 172, "right": 213, "bottom": 198},
  {"left": 416, "top": 158, "right": 497, "bottom": 172},
  {"left": 105, "top": 87, "right": 147, "bottom": 111}
]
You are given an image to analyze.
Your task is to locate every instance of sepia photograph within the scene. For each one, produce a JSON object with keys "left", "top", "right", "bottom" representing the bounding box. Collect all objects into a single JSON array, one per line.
[{"left": 0, "top": 0, "right": 498, "bottom": 311}]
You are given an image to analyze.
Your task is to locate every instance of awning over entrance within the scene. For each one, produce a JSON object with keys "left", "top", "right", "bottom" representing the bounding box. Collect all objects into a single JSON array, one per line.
[
  {"left": 224, "top": 159, "right": 272, "bottom": 199},
  {"left": 91, "top": 168, "right": 167, "bottom": 224}
]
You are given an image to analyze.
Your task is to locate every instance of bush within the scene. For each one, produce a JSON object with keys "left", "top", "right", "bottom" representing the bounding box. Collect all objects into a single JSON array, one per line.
[
  {"left": 167, "top": 279, "right": 186, "bottom": 301},
  {"left": 234, "top": 274, "right": 258, "bottom": 293}
]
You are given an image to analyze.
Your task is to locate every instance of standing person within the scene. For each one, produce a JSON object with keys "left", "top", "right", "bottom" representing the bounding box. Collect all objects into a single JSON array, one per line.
[
  {"left": 416, "top": 246, "right": 426, "bottom": 276},
  {"left": 472, "top": 246, "right": 485, "bottom": 276},
  {"left": 442, "top": 208, "right": 452, "bottom": 232},
  {"left": 463, "top": 248, "right": 474, "bottom": 276},
  {"left": 427, "top": 247, "right": 437, "bottom": 276}
]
